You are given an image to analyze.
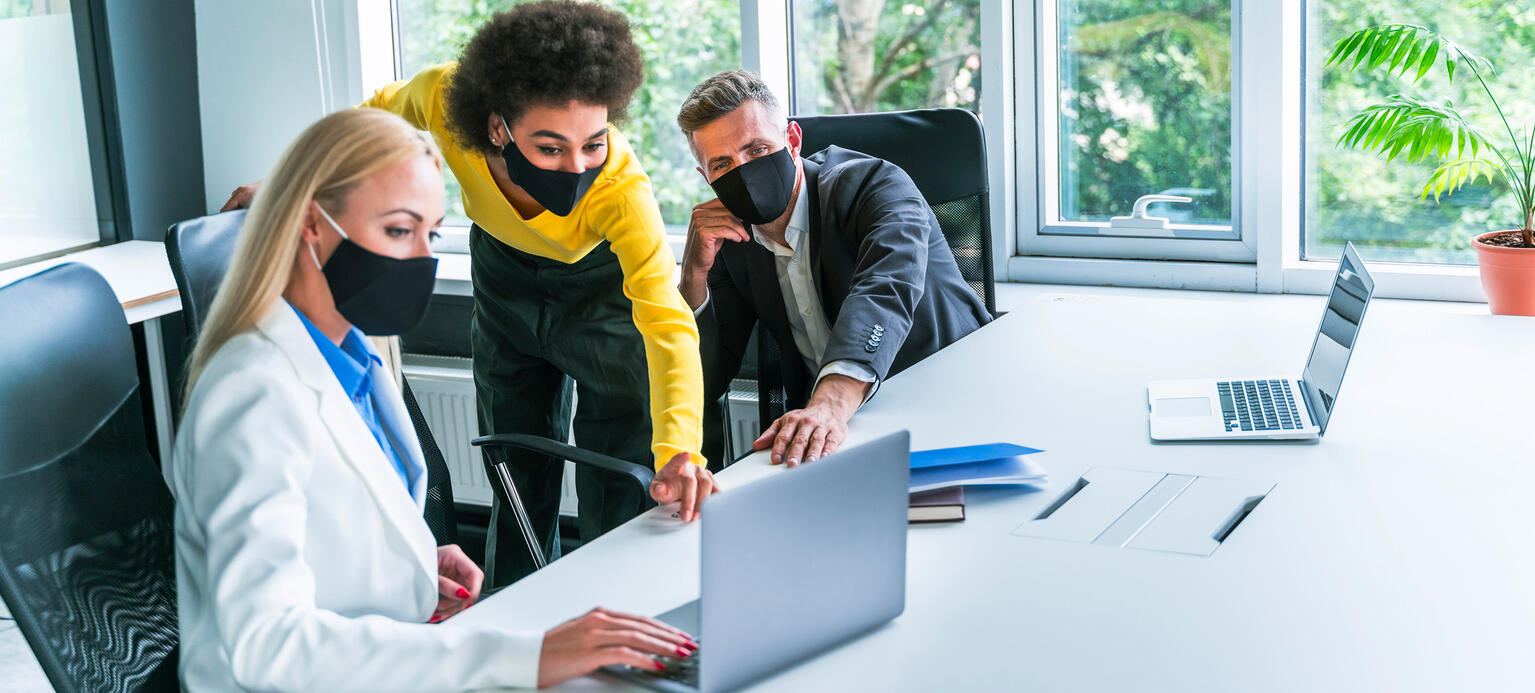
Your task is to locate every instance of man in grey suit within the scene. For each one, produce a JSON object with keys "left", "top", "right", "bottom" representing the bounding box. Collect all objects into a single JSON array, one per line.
[{"left": 676, "top": 70, "right": 991, "bottom": 468}]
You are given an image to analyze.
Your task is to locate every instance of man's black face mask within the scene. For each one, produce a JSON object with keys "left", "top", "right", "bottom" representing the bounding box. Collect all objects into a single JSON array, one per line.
[{"left": 709, "top": 146, "right": 796, "bottom": 226}]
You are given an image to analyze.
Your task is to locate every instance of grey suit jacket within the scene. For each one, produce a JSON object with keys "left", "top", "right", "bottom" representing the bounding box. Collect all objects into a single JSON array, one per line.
[{"left": 697, "top": 145, "right": 991, "bottom": 455}]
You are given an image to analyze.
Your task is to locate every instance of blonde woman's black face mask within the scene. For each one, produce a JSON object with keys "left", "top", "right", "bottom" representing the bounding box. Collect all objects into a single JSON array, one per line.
[{"left": 311, "top": 204, "right": 439, "bottom": 336}]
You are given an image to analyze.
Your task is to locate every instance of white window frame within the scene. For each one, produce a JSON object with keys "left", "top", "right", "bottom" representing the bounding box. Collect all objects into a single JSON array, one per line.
[
  {"left": 1009, "top": 0, "right": 1487, "bottom": 303},
  {"left": 1018, "top": 0, "right": 1254, "bottom": 264},
  {"left": 362, "top": 1, "right": 1486, "bottom": 303}
]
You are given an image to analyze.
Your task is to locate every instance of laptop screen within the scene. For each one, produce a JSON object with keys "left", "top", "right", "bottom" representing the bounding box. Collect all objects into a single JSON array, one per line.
[{"left": 1301, "top": 243, "right": 1374, "bottom": 434}]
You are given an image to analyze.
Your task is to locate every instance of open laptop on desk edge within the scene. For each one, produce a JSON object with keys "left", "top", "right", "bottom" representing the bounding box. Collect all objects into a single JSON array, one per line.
[
  {"left": 602, "top": 430, "right": 910, "bottom": 692},
  {"left": 1147, "top": 242, "right": 1375, "bottom": 441}
]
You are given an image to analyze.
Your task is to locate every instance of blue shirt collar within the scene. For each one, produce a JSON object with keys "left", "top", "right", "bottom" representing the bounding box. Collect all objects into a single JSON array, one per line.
[{"left": 289, "top": 302, "right": 381, "bottom": 401}]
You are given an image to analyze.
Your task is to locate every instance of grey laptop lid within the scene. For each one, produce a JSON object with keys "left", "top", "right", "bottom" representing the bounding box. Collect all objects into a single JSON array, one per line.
[
  {"left": 699, "top": 430, "right": 910, "bottom": 692},
  {"left": 1300, "top": 242, "right": 1375, "bottom": 434}
]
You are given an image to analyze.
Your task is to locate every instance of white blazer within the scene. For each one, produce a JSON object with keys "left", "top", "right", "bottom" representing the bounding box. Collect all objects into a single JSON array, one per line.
[{"left": 166, "top": 303, "right": 542, "bottom": 692}]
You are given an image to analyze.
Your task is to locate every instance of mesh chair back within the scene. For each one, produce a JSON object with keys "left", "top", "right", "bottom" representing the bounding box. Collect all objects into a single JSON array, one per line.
[
  {"left": 790, "top": 108, "right": 996, "bottom": 316},
  {"left": 755, "top": 326, "right": 790, "bottom": 427},
  {"left": 165, "top": 212, "right": 460, "bottom": 545},
  {"left": 0, "top": 264, "right": 179, "bottom": 693},
  {"left": 403, "top": 381, "right": 459, "bottom": 545}
]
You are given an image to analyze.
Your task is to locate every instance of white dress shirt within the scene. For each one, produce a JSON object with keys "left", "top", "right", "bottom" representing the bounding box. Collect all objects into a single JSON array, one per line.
[{"left": 696, "top": 183, "right": 879, "bottom": 399}]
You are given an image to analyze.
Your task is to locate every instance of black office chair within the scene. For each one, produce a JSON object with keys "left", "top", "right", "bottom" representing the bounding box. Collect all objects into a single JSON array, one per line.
[
  {"left": 792, "top": 107, "right": 997, "bottom": 316},
  {"left": 0, "top": 264, "right": 180, "bottom": 692},
  {"left": 166, "top": 211, "right": 459, "bottom": 546},
  {"left": 470, "top": 434, "right": 654, "bottom": 571},
  {"left": 724, "top": 108, "right": 999, "bottom": 452}
]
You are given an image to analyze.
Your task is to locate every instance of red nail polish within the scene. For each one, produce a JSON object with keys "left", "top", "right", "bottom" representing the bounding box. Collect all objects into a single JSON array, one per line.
[
  {"left": 654, "top": 660, "right": 666, "bottom": 671},
  {"left": 683, "top": 641, "right": 698, "bottom": 651},
  {"left": 429, "top": 616, "right": 442, "bottom": 623},
  {"left": 676, "top": 647, "right": 689, "bottom": 657},
  {"left": 456, "top": 587, "right": 470, "bottom": 599}
]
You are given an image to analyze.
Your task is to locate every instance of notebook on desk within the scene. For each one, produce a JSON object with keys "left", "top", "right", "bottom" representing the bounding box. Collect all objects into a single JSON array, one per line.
[{"left": 908, "top": 486, "right": 965, "bottom": 523}]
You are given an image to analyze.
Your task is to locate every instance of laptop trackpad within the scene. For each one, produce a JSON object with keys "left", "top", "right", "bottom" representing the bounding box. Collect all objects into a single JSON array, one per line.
[
  {"left": 657, "top": 600, "right": 700, "bottom": 633},
  {"left": 1157, "top": 397, "right": 1212, "bottom": 417}
]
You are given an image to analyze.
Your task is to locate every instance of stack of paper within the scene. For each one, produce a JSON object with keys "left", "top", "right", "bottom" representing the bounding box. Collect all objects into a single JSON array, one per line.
[{"left": 908, "top": 443, "right": 1047, "bottom": 493}]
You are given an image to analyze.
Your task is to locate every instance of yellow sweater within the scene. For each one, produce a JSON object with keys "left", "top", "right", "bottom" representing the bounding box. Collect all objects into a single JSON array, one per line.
[{"left": 362, "top": 63, "right": 703, "bottom": 469}]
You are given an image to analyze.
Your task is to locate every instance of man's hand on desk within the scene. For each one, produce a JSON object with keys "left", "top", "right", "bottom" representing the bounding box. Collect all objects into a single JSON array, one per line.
[
  {"left": 754, "top": 374, "right": 870, "bottom": 466},
  {"left": 649, "top": 452, "right": 719, "bottom": 522},
  {"left": 537, "top": 607, "right": 697, "bottom": 687}
]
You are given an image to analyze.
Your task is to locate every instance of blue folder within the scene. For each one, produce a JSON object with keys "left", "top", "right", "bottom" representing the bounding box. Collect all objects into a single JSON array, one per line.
[{"left": 908, "top": 443, "right": 1047, "bottom": 492}]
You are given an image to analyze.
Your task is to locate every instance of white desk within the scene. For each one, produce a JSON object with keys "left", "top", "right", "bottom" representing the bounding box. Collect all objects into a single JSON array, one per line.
[
  {"left": 0, "top": 241, "right": 181, "bottom": 323},
  {"left": 455, "top": 284, "right": 1535, "bottom": 691}
]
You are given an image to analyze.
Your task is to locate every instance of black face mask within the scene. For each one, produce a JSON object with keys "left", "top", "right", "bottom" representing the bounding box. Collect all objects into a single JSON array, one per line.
[
  {"left": 311, "top": 205, "right": 439, "bottom": 336},
  {"left": 497, "top": 117, "right": 604, "bottom": 216},
  {"left": 709, "top": 146, "right": 797, "bottom": 225}
]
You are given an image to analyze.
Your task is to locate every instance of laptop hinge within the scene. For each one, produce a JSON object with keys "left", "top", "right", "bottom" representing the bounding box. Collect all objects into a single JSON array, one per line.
[{"left": 1298, "top": 376, "right": 1320, "bottom": 428}]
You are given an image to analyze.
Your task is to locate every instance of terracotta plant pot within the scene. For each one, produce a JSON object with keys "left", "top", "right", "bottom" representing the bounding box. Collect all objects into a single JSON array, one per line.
[{"left": 1474, "top": 230, "right": 1535, "bottom": 316}]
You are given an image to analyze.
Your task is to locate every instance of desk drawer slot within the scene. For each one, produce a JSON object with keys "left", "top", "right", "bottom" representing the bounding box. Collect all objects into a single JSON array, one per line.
[{"left": 1013, "top": 468, "right": 1274, "bottom": 557}]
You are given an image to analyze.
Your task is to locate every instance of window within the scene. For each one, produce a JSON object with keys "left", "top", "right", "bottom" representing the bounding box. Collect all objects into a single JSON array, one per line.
[
  {"left": 1021, "top": 1, "right": 1246, "bottom": 262},
  {"left": 1304, "top": 2, "right": 1535, "bottom": 266},
  {"left": 789, "top": 0, "right": 981, "bottom": 115},
  {"left": 392, "top": 0, "right": 742, "bottom": 231},
  {"left": 0, "top": 2, "right": 102, "bottom": 269}
]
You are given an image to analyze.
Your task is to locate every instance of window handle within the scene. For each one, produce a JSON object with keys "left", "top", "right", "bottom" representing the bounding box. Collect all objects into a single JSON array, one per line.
[{"left": 1104, "top": 194, "right": 1194, "bottom": 237}]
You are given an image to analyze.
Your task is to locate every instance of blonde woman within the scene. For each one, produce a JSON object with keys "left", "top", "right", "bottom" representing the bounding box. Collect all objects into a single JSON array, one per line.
[{"left": 171, "top": 108, "right": 695, "bottom": 691}]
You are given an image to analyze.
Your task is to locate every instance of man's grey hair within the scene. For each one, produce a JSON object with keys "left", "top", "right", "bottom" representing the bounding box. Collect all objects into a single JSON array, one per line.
[{"left": 676, "top": 70, "right": 785, "bottom": 138}]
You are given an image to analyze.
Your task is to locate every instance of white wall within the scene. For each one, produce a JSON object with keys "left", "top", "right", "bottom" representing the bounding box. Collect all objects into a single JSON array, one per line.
[{"left": 195, "top": 0, "right": 378, "bottom": 212}]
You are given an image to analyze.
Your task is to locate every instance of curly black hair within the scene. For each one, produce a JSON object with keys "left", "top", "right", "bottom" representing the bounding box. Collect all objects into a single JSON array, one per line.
[{"left": 443, "top": 1, "right": 644, "bottom": 154}]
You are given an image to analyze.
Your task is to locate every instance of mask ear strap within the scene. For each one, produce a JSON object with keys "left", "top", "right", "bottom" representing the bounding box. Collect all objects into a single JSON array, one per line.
[
  {"left": 312, "top": 202, "right": 350, "bottom": 240},
  {"left": 309, "top": 201, "right": 347, "bottom": 271},
  {"left": 500, "top": 116, "right": 514, "bottom": 148}
]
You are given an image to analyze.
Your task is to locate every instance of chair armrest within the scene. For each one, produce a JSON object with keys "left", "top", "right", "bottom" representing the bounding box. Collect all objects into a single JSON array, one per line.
[{"left": 472, "top": 433, "right": 655, "bottom": 491}]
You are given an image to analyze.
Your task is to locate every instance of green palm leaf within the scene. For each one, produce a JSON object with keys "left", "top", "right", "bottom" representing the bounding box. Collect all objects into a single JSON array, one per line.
[
  {"left": 1325, "top": 24, "right": 1493, "bottom": 84},
  {"left": 1421, "top": 158, "right": 1503, "bottom": 201},
  {"left": 1329, "top": 24, "right": 1535, "bottom": 238},
  {"left": 1338, "top": 95, "right": 1488, "bottom": 165}
]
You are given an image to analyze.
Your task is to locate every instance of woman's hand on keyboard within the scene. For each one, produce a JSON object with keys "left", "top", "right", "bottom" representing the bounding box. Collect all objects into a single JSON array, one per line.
[{"left": 537, "top": 607, "right": 698, "bottom": 687}]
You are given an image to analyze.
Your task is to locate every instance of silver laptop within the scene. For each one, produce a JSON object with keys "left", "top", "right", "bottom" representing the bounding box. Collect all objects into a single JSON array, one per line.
[
  {"left": 1148, "top": 243, "right": 1375, "bottom": 441},
  {"left": 603, "top": 430, "right": 910, "bottom": 692}
]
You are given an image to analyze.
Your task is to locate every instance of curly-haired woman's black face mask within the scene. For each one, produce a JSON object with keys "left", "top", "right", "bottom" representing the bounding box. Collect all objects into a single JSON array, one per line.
[{"left": 497, "top": 117, "right": 603, "bottom": 216}]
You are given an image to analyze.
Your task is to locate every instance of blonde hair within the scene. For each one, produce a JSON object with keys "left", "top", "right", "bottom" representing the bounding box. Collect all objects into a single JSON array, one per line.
[{"left": 184, "top": 108, "right": 439, "bottom": 405}]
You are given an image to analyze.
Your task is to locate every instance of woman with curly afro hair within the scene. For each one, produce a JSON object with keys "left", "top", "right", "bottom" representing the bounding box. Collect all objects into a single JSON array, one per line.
[{"left": 223, "top": 0, "right": 716, "bottom": 591}]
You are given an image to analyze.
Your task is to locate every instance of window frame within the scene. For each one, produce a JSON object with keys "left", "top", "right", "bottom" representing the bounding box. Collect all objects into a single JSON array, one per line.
[
  {"left": 368, "top": 0, "right": 1488, "bottom": 303},
  {"left": 1010, "top": 0, "right": 1487, "bottom": 302},
  {"left": 0, "top": 0, "right": 125, "bottom": 272},
  {"left": 1018, "top": 0, "right": 1253, "bottom": 264}
]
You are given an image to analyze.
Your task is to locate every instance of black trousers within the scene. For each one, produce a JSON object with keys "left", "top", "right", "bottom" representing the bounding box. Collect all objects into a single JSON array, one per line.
[{"left": 470, "top": 227, "right": 653, "bottom": 588}]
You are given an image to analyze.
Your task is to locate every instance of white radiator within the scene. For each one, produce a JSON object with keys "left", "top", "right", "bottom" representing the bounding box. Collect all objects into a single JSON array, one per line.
[
  {"left": 722, "top": 383, "right": 762, "bottom": 462},
  {"left": 402, "top": 355, "right": 579, "bottom": 514}
]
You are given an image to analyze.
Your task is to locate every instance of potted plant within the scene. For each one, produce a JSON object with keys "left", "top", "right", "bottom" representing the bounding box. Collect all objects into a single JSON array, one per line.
[{"left": 1328, "top": 24, "right": 1535, "bottom": 315}]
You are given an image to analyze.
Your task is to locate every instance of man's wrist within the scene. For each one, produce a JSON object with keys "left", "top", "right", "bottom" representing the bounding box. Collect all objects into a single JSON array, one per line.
[
  {"left": 809, "top": 374, "right": 869, "bottom": 420},
  {"left": 678, "top": 266, "right": 709, "bottom": 309}
]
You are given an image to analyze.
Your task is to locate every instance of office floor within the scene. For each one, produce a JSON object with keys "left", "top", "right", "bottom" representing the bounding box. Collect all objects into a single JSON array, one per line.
[{"left": 0, "top": 599, "right": 49, "bottom": 691}]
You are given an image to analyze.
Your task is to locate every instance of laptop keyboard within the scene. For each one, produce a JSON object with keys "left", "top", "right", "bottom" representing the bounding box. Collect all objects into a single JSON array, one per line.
[
  {"left": 618, "top": 648, "right": 700, "bottom": 688},
  {"left": 1217, "top": 380, "right": 1303, "bottom": 432}
]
